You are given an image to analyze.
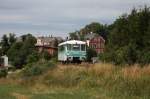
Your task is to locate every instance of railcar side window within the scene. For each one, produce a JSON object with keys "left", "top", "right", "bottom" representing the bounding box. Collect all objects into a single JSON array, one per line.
[{"left": 81, "top": 44, "right": 86, "bottom": 51}]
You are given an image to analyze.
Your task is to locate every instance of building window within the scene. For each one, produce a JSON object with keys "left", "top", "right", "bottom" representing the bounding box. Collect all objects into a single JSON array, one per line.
[
  {"left": 90, "top": 44, "right": 95, "bottom": 49},
  {"left": 93, "top": 44, "right": 96, "bottom": 49}
]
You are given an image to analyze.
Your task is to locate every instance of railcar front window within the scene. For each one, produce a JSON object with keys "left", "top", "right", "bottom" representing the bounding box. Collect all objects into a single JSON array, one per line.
[
  {"left": 73, "top": 44, "right": 80, "bottom": 51},
  {"left": 81, "top": 44, "right": 86, "bottom": 51},
  {"left": 67, "top": 44, "right": 71, "bottom": 51},
  {"left": 59, "top": 46, "right": 64, "bottom": 51}
]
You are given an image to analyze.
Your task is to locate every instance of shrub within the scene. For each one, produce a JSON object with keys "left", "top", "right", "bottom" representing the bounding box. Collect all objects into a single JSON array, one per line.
[
  {"left": 101, "top": 44, "right": 139, "bottom": 65},
  {"left": 113, "top": 48, "right": 126, "bottom": 65},
  {"left": 22, "top": 65, "right": 42, "bottom": 77},
  {"left": 22, "top": 61, "right": 56, "bottom": 77},
  {"left": 42, "top": 51, "right": 52, "bottom": 60},
  {"left": 86, "top": 48, "right": 97, "bottom": 62},
  {"left": 0, "top": 69, "right": 8, "bottom": 78},
  {"left": 139, "top": 51, "right": 150, "bottom": 65},
  {"left": 27, "top": 51, "right": 40, "bottom": 64}
]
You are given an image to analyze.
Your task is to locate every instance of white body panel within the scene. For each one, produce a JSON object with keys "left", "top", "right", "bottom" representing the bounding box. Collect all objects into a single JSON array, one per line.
[{"left": 58, "top": 46, "right": 67, "bottom": 61}]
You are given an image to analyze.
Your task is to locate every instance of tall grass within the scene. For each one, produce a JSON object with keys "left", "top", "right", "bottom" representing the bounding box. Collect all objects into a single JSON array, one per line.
[
  {"left": 3, "top": 63, "right": 150, "bottom": 98},
  {"left": 37, "top": 63, "right": 150, "bottom": 98}
]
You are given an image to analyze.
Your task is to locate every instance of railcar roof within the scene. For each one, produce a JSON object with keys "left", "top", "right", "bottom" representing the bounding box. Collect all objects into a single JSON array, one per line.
[{"left": 58, "top": 40, "right": 86, "bottom": 46}]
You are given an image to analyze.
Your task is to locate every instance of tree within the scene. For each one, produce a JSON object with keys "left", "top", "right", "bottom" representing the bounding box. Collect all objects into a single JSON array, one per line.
[
  {"left": 9, "top": 33, "right": 16, "bottom": 46},
  {"left": 7, "top": 34, "right": 37, "bottom": 68},
  {"left": 103, "top": 6, "right": 150, "bottom": 65},
  {"left": 54, "top": 38, "right": 59, "bottom": 47},
  {"left": 42, "top": 51, "right": 52, "bottom": 61},
  {"left": 68, "top": 22, "right": 108, "bottom": 41},
  {"left": 1, "top": 34, "right": 9, "bottom": 55},
  {"left": 27, "top": 51, "right": 40, "bottom": 64},
  {"left": 69, "top": 32, "right": 79, "bottom": 40},
  {"left": 7, "top": 42, "right": 23, "bottom": 68},
  {"left": 81, "top": 22, "right": 108, "bottom": 39},
  {"left": 0, "top": 33, "right": 16, "bottom": 55},
  {"left": 86, "top": 48, "right": 97, "bottom": 62}
]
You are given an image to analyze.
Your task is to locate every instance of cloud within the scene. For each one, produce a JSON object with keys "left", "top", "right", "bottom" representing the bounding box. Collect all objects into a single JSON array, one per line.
[{"left": 0, "top": 0, "right": 150, "bottom": 38}]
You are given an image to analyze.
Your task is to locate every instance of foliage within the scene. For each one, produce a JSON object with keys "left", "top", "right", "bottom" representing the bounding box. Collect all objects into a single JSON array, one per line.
[
  {"left": 7, "top": 34, "right": 37, "bottom": 68},
  {"left": 8, "top": 33, "right": 16, "bottom": 46},
  {"left": 0, "top": 35, "right": 9, "bottom": 55},
  {"left": 42, "top": 51, "right": 52, "bottom": 60},
  {"left": 81, "top": 22, "right": 108, "bottom": 39},
  {"left": 103, "top": 6, "right": 150, "bottom": 65},
  {"left": 139, "top": 51, "right": 150, "bottom": 65},
  {"left": 69, "top": 31, "right": 80, "bottom": 40},
  {"left": 1, "top": 63, "right": 150, "bottom": 99},
  {"left": 7, "top": 42, "right": 23, "bottom": 68},
  {"left": 27, "top": 51, "right": 40, "bottom": 64},
  {"left": 22, "top": 61, "right": 56, "bottom": 77},
  {"left": 0, "top": 69, "right": 7, "bottom": 78},
  {"left": 86, "top": 48, "right": 97, "bottom": 62},
  {"left": 0, "top": 33, "right": 16, "bottom": 55},
  {"left": 53, "top": 38, "right": 59, "bottom": 47},
  {"left": 69, "top": 22, "right": 108, "bottom": 40},
  {"left": 31, "top": 63, "right": 150, "bottom": 98}
]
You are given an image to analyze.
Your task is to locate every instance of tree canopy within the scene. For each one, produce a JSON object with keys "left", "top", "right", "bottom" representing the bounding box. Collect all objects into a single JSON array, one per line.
[
  {"left": 7, "top": 34, "right": 37, "bottom": 68},
  {"left": 69, "top": 22, "right": 108, "bottom": 40},
  {"left": 101, "top": 6, "right": 150, "bottom": 65},
  {"left": 0, "top": 33, "right": 16, "bottom": 55}
]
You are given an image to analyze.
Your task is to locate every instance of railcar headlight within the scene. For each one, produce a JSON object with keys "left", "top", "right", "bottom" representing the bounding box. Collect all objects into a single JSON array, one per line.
[{"left": 68, "top": 57, "right": 72, "bottom": 61}]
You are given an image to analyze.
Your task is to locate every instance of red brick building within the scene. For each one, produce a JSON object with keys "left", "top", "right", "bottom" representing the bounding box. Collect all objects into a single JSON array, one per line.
[
  {"left": 36, "top": 45, "right": 57, "bottom": 55},
  {"left": 89, "top": 36, "right": 105, "bottom": 54},
  {"left": 85, "top": 33, "right": 105, "bottom": 54},
  {"left": 35, "top": 36, "right": 63, "bottom": 55}
]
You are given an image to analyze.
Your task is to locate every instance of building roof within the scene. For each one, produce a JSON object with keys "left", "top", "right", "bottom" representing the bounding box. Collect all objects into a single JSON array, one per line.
[
  {"left": 36, "top": 36, "right": 64, "bottom": 47},
  {"left": 84, "top": 33, "right": 105, "bottom": 42},
  {"left": 38, "top": 37, "right": 54, "bottom": 43},
  {"left": 58, "top": 40, "right": 86, "bottom": 46},
  {"left": 38, "top": 36, "right": 63, "bottom": 42},
  {"left": 36, "top": 45, "right": 58, "bottom": 49},
  {"left": 84, "top": 33, "right": 98, "bottom": 40}
]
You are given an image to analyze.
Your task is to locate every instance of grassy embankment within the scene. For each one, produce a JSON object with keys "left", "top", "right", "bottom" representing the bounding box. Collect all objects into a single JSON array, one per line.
[{"left": 0, "top": 63, "right": 150, "bottom": 99}]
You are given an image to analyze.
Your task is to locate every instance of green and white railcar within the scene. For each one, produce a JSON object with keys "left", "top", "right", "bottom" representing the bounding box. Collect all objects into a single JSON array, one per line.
[{"left": 58, "top": 40, "right": 86, "bottom": 63}]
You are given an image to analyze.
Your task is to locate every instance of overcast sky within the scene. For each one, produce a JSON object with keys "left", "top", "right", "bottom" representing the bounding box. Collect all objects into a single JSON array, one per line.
[{"left": 0, "top": 0, "right": 150, "bottom": 38}]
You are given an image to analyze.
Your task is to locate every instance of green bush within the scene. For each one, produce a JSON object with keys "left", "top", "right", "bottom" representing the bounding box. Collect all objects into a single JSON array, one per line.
[
  {"left": 22, "top": 61, "right": 56, "bottom": 77},
  {"left": 139, "top": 51, "right": 150, "bottom": 65},
  {"left": 86, "top": 48, "right": 97, "bottom": 62},
  {"left": 22, "top": 65, "right": 42, "bottom": 77},
  {"left": 7, "top": 34, "right": 37, "bottom": 68},
  {"left": 103, "top": 7, "right": 150, "bottom": 65},
  {"left": 101, "top": 45, "right": 139, "bottom": 65},
  {"left": 0, "top": 69, "right": 8, "bottom": 78},
  {"left": 42, "top": 51, "right": 52, "bottom": 60},
  {"left": 27, "top": 51, "right": 40, "bottom": 64}
]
